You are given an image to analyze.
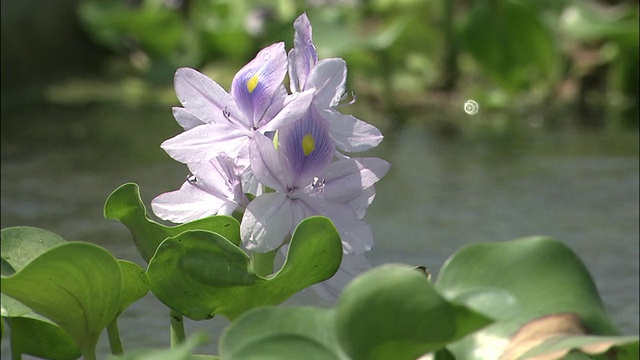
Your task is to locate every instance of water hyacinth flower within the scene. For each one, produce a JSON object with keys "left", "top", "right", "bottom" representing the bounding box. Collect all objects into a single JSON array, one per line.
[
  {"left": 288, "top": 13, "right": 384, "bottom": 153},
  {"left": 161, "top": 42, "right": 314, "bottom": 167},
  {"left": 241, "top": 108, "right": 390, "bottom": 254},
  {"left": 151, "top": 155, "right": 249, "bottom": 223}
]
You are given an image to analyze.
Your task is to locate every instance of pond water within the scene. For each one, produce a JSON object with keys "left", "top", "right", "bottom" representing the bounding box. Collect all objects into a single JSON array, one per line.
[{"left": 1, "top": 104, "right": 638, "bottom": 357}]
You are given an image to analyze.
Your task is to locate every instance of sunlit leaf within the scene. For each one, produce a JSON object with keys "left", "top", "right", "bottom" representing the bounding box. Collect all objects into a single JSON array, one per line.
[
  {"left": 435, "top": 236, "right": 627, "bottom": 359},
  {"left": 336, "top": 264, "right": 492, "bottom": 360},
  {"left": 104, "top": 182, "right": 240, "bottom": 263},
  {"left": 1, "top": 226, "right": 68, "bottom": 274},
  {"left": 1, "top": 242, "right": 122, "bottom": 356},
  {"left": 147, "top": 216, "right": 342, "bottom": 320},
  {"left": 118, "top": 260, "right": 149, "bottom": 315}
]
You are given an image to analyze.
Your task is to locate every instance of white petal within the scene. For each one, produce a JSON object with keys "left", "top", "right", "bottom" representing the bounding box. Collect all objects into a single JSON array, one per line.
[
  {"left": 249, "top": 134, "right": 291, "bottom": 191},
  {"left": 161, "top": 123, "right": 249, "bottom": 164},
  {"left": 260, "top": 89, "right": 315, "bottom": 133},
  {"left": 322, "top": 109, "right": 384, "bottom": 152},
  {"left": 174, "top": 67, "right": 241, "bottom": 125},
  {"left": 241, "top": 193, "right": 294, "bottom": 252},
  {"left": 322, "top": 158, "right": 390, "bottom": 202},
  {"left": 303, "top": 197, "right": 374, "bottom": 255},
  {"left": 311, "top": 254, "right": 371, "bottom": 301},
  {"left": 151, "top": 182, "right": 227, "bottom": 223},
  {"left": 306, "top": 58, "right": 347, "bottom": 108},
  {"left": 172, "top": 107, "right": 206, "bottom": 130}
]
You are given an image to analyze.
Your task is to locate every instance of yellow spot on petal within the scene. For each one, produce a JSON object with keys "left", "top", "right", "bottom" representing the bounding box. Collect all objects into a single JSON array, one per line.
[
  {"left": 247, "top": 74, "right": 259, "bottom": 93},
  {"left": 301, "top": 133, "right": 315, "bottom": 156},
  {"left": 273, "top": 131, "right": 279, "bottom": 150}
]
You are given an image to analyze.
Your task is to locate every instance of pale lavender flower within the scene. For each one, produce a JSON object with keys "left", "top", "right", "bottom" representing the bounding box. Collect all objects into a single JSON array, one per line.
[
  {"left": 151, "top": 155, "right": 249, "bottom": 223},
  {"left": 288, "top": 13, "right": 384, "bottom": 152},
  {"left": 161, "top": 42, "right": 314, "bottom": 167},
  {"left": 241, "top": 108, "right": 390, "bottom": 253},
  {"left": 312, "top": 253, "right": 372, "bottom": 301}
]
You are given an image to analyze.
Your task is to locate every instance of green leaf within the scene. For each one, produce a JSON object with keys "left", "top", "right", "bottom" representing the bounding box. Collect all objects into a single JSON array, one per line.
[
  {"left": 460, "top": 0, "right": 556, "bottom": 90},
  {"left": 336, "top": 264, "right": 492, "bottom": 360},
  {"left": 220, "top": 307, "right": 347, "bottom": 360},
  {"left": 147, "top": 216, "right": 343, "bottom": 320},
  {"left": 1, "top": 242, "right": 123, "bottom": 357},
  {"left": 435, "top": 236, "right": 628, "bottom": 359},
  {"left": 1, "top": 226, "right": 68, "bottom": 274},
  {"left": 106, "top": 333, "right": 208, "bottom": 360},
  {"left": 5, "top": 315, "right": 82, "bottom": 360},
  {"left": 1, "top": 227, "right": 83, "bottom": 358},
  {"left": 117, "top": 260, "right": 149, "bottom": 315},
  {"left": 104, "top": 182, "right": 240, "bottom": 263}
]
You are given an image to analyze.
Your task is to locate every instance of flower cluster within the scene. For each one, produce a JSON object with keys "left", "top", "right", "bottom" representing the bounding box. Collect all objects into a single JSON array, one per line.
[{"left": 152, "top": 13, "right": 390, "bottom": 298}]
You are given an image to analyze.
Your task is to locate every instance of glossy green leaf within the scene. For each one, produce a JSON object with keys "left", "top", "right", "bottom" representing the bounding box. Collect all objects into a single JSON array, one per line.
[
  {"left": 118, "top": 260, "right": 149, "bottom": 315},
  {"left": 336, "top": 264, "right": 492, "bottom": 360},
  {"left": 1, "top": 227, "right": 83, "bottom": 358},
  {"left": 435, "top": 236, "right": 629, "bottom": 359},
  {"left": 220, "top": 307, "right": 347, "bottom": 360},
  {"left": 147, "top": 216, "right": 342, "bottom": 320},
  {"left": 1, "top": 242, "right": 122, "bottom": 357},
  {"left": 1, "top": 226, "right": 68, "bottom": 274},
  {"left": 460, "top": 0, "right": 556, "bottom": 90},
  {"left": 5, "top": 315, "right": 82, "bottom": 360},
  {"left": 104, "top": 182, "right": 240, "bottom": 262}
]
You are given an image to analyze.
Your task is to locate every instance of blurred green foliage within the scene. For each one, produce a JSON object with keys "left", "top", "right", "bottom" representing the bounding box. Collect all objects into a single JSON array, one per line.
[{"left": 68, "top": 0, "right": 640, "bottom": 125}]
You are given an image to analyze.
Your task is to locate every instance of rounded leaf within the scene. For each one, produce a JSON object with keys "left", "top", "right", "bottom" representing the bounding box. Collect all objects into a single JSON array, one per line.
[
  {"left": 105, "top": 183, "right": 240, "bottom": 263},
  {"left": 1, "top": 226, "right": 68, "bottom": 274},
  {"left": 436, "top": 236, "right": 621, "bottom": 359},
  {"left": 336, "top": 264, "right": 491, "bottom": 360},
  {"left": 220, "top": 307, "right": 347, "bottom": 360},
  {"left": 1, "top": 242, "right": 122, "bottom": 354}
]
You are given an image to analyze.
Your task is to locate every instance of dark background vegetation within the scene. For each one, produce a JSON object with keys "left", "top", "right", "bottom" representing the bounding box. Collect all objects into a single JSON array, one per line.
[{"left": 2, "top": 0, "right": 638, "bottom": 129}]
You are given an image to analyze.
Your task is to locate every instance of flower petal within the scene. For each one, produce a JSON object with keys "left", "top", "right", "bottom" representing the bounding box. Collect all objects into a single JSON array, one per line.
[
  {"left": 172, "top": 107, "right": 206, "bottom": 130},
  {"left": 151, "top": 181, "right": 227, "bottom": 223},
  {"left": 161, "top": 123, "right": 249, "bottom": 164},
  {"left": 322, "top": 157, "right": 390, "bottom": 202},
  {"left": 311, "top": 254, "right": 371, "bottom": 300},
  {"left": 231, "top": 43, "right": 288, "bottom": 127},
  {"left": 250, "top": 134, "right": 291, "bottom": 191},
  {"left": 259, "top": 89, "right": 315, "bottom": 133},
  {"left": 174, "top": 67, "right": 240, "bottom": 125},
  {"left": 277, "top": 107, "right": 335, "bottom": 187},
  {"left": 303, "top": 197, "right": 374, "bottom": 255},
  {"left": 321, "top": 109, "right": 384, "bottom": 152},
  {"left": 241, "top": 193, "right": 294, "bottom": 252},
  {"left": 289, "top": 13, "right": 318, "bottom": 92},
  {"left": 306, "top": 58, "right": 347, "bottom": 108},
  {"left": 189, "top": 156, "right": 246, "bottom": 207}
]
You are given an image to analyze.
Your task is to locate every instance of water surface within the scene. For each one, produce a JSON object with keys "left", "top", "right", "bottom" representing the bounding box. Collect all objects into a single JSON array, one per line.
[{"left": 1, "top": 105, "right": 638, "bottom": 356}]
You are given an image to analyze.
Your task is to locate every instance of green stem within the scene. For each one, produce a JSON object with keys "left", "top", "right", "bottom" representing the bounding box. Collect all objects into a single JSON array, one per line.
[
  {"left": 106, "top": 319, "right": 124, "bottom": 355},
  {"left": 80, "top": 342, "right": 98, "bottom": 360},
  {"left": 251, "top": 250, "right": 278, "bottom": 277},
  {"left": 170, "top": 310, "right": 186, "bottom": 347}
]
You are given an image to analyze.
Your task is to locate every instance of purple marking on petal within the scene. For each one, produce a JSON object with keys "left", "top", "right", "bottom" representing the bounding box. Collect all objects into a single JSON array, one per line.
[
  {"left": 278, "top": 107, "right": 335, "bottom": 188},
  {"left": 230, "top": 43, "right": 288, "bottom": 128}
]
